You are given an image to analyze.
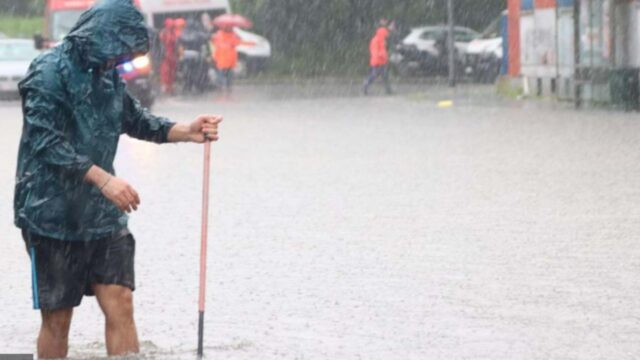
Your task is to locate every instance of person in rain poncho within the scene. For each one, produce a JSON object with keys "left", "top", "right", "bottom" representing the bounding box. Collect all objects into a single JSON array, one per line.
[
  {"left": 212, "top": 26, "right": 243, "bottom": 91},
  {"left": 363, "top": 19, "right": 393, "bottom": 96},
  {"left": 13, "top": 0, "right": 221, "bottom": 358},
  {"left": 160, "top": 18, "right": 178, "bottom": 94}
]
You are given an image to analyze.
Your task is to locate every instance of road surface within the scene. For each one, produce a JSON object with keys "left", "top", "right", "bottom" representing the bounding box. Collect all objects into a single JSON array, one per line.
[{"left": 0, "top": 83, "right": 639, "bottom": 359}]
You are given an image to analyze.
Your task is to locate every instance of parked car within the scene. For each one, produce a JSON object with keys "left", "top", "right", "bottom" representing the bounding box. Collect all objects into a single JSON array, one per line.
[
  {"left": 390, "top": 25, "right": 479, "bottom": 77},
  {"left": 464, "top": 13, "right": 504, "bottom": 83},
  {"left": 232, "top": 27, "right": 271, "bottom": 78},
  {"left": 0, "top": 39, "right": 40, "bottom": 99}
]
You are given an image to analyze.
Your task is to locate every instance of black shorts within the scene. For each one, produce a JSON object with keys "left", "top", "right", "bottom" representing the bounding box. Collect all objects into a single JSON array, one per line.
[{"left": 23, "top": 229, "right": 135, "bottom": 311}]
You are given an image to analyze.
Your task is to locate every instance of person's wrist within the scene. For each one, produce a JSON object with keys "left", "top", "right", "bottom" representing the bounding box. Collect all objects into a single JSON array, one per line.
[
  {"left": 85, "top": 165, "right": 109, "bottom": 187},
  {"left": 168, "top": 123, "right": 194, "bottom": 143},
  {"left": 99, "top": 175, "right": 113, "bottom": 191},
  {"left": 183, "top": 123, "right": 200, "bottom": 142}
]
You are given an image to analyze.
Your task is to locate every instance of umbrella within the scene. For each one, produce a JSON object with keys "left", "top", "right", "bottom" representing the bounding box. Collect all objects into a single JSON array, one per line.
[{"left": 212, "top": 13, "right": 253, "bottom": 29}]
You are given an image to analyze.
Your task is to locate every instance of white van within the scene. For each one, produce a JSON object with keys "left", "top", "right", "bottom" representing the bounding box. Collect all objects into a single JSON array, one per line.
[
  {"left": 141, "top": 0, "right": 230, "bottom": 28},
  {"left": 140, "top": 0, "right": 271, "bottom": 77}
]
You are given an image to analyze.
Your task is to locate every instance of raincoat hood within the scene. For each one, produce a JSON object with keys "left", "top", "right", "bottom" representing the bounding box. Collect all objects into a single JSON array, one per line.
[{"left": 65, "top": 0, "right": 149, "bottom": 67}]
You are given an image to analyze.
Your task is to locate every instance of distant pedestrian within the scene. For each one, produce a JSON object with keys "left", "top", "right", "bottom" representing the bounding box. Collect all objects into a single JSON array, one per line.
[
  {"left": 212, "top": 26, "right": 242, "bottom": 92},
  {"left": 178, "top": 19, "right": 210, "bottom": 93},
  {"left": 363, "top": 19, "right": 393, "bottom": 96},
  {"left": 201, "top": 12, "right": 213, "bottom": 33},
  {"left": 160, "top": 18, "right": 178, "bottom": 94},
  {"left": 175, "top": 17, "right": 186, "bottom": 37},
  {"left": 434, "top": 30, "right": 451, "bottom": 71}
]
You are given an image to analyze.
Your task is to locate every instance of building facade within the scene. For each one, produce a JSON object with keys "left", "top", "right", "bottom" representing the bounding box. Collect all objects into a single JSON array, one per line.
[{"left": 507, "top": 0, "right": 640, "bottom": 104}]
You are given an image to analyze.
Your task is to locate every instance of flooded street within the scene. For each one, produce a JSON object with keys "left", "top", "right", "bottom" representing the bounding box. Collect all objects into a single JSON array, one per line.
[{"left": 1, "top": 83, "right": 640, "bottom": 359}]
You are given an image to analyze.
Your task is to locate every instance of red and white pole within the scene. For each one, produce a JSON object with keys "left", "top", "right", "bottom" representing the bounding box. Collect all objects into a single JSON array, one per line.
[{"left": 197, "top": 140, "right": 211, "bottom": 358}]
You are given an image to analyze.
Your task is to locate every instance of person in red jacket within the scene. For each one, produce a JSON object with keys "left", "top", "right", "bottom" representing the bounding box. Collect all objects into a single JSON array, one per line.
[
  {"left": 160, "top": 18, "right": 178, "bottom": 94},
  {"left": 363, "top": 19, "right": 393, "bottom": 95},
  {"left": 174, "top": 17, "right": 186, "bottom": 37},
  {"left": 212, "top": 26, "right": 243, "bottom": 92}
]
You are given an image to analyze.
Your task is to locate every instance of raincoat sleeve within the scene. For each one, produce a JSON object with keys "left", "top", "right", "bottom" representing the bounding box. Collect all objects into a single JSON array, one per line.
[
  {"left": 20, "top": 62, "right": 94, "bottom": 180},
  {"left": 122, "top": 91, "right": 176, "bottom": 143}
]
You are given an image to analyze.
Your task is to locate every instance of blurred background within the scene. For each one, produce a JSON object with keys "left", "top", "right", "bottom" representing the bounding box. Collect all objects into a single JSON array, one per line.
[{"left": 0, "top": 0, "right": 508, "bottom": 105}]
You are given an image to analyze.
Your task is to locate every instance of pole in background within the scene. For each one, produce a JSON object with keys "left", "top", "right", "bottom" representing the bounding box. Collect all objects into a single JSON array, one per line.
[
  {"left": 573, "top": 0, "right": 581, "bottom": 108},
  {"left": 448, "top": 0, "right": 456, "bottom": 87},
  {"left": 197, "top": 140, "right": 212, "bottom": 358}
]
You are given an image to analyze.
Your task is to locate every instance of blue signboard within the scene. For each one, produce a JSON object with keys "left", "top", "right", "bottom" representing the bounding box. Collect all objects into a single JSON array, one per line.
[
  {"left": 522, "top": 0, "right": 574, "bottom": 9},
  {"left": 501, "top": 13, "right": 509, "bottom": 75},
  {"left": 521, "top": 0, "right": 534, "bottom": 11}
]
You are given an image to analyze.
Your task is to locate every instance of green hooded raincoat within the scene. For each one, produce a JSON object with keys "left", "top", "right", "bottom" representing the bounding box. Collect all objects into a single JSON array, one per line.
[{"left": 14, "top": 0, "right": 175, "bottom": 241}]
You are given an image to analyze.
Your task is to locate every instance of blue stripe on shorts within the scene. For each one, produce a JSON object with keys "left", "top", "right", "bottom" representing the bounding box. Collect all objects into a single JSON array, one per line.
[{"left": 30, "top": 246, "right": 40, "bottom": 310}]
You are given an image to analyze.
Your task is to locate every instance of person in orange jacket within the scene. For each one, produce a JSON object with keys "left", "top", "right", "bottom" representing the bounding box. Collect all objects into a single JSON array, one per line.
[
  {"left": 174, "top": 17, "right": 186, "bottom": 38},
  {"left": 211, "top": 26, "right": 242, "bottom": 91},
  {"left": 160, "top": 18, "right": 178, "bottom": 94},
  {"left": 363, "top": 19, "right": 393, "bottom": 95}
]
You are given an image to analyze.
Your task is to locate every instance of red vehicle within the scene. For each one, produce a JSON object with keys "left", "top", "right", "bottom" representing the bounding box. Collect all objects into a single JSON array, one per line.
[{"left": 37, "top": 0, "right": 155, "bottom": 108}]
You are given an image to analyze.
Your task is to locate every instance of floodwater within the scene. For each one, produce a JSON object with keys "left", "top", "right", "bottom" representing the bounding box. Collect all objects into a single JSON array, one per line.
[{"left": 1, "top": 82, "right": 639, "bottom": 359}]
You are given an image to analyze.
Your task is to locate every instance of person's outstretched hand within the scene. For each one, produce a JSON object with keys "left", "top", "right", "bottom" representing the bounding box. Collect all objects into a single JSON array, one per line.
[{"left": 168, "top": 115, "right": 223, "bottom": 143}]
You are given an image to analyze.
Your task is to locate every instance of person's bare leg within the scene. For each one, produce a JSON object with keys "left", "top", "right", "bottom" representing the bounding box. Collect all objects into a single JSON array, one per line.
[
  {"left": 93, "top": 284, "right": 139, "bottom": 356},
  {"left": 38, "top": 308, "right": 73, "bottom": 359}
]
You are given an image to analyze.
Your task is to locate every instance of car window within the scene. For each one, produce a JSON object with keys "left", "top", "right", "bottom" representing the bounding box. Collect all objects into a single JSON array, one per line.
[
  {"left": 419, "top": 30, "right": 442, "bottom": 41},
  {"left": 0, "top": 42, "right": 40, "bottom": 61},
  {"left": 454, "top": 30, "right": 477, "bottom": 42}
]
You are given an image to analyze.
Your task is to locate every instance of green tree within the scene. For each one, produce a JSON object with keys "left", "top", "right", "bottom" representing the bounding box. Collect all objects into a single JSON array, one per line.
[{"left": 0, "top": 0, "right": 45, "bottom": 16}]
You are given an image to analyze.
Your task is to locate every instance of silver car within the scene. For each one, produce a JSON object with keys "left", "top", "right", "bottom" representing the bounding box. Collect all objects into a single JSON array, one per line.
[
  {"left": 391, "top": 26, "right": 479, "bottom": 77},
  {"left": 0, "top": 39, "right": 41, "bottom": 99}
]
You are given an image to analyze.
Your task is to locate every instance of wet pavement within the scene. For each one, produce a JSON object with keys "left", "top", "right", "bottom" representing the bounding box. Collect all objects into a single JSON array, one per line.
[{"left": 1, "top": 82, "right": 639, "bottom": 359}]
